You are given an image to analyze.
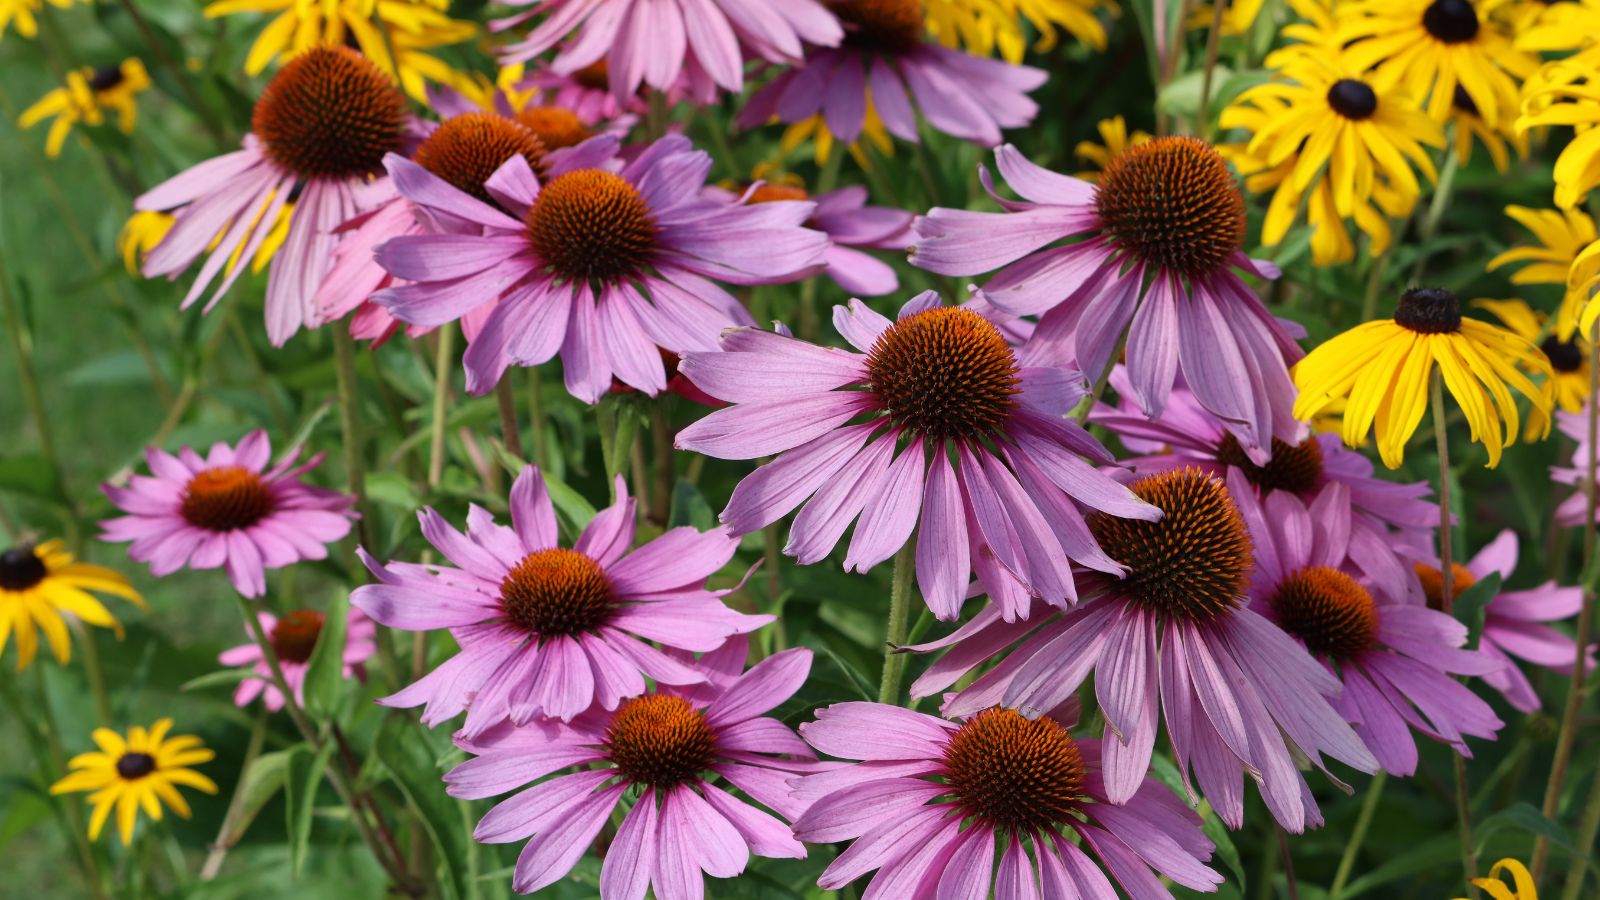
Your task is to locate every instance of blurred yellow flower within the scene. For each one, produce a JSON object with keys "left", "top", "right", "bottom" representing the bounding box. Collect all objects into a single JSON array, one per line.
[
  {"left": 1074, "top": 115, "right": 1150, "bottom": 179},
  {"left": 1515, "top": 0, "right": 1600, "bottom": 70},
  {"left": 1487, "top": 205, "right": 1597, "bottom": 340},
  {"left": 18, "top": 59, "right": 151, "bottom": 158},
  {"left": 50, "top": 719, "right": 218, "bottom": 845},
  {"left": 1294, "top": 287, "right": 1552, "bottom": 467},
  {"left": 119, "top": 201, "right": 292, "bottom": 279},
  {"left": 203, "top": 0, "right": 477, "bottom": 101},
  {"left": 1517, "top": 63, "right": 1600, "bottom": 211},
  {"left": 781, "top": 108, "right": 894, "bottom": 169},
  {"left": 1474, "top": 298, "right": 1587, "bottom": 438},
  {"left": 0, "top": 0, "right": 79, "bottom": 42},
  {"left": 1454, "top": 858, "right": 1538, "bottom": 900},
  {"left": 0, "top": 541, "right": 143, "bottom": 671},
  {"left": 924, "top": 0, "right": 1116, "bottom": 61}
]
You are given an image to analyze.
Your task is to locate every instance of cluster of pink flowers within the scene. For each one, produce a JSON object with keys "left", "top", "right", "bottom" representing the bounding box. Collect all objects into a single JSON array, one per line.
[{"left": 93, "top": 0, "right": 1598, "bottom": 895}]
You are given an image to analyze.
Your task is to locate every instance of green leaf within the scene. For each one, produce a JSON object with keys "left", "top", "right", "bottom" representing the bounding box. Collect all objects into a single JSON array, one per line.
[
  {"left": 1337, "top": 835, "right": 1457, "bottom": 898},
  {"left": 284, "top": 743, "right": 333, "bottom": 878},
  {"left": 226, "top": 749, "right": 293, "bottom": 845},
  {"left": 366, "top": 471, "right": 423, "bottom": 511},
  {"left": 668, "top": 478, "right": 715, "bottom": 531},
  {"left": 179, "top": 668, "right": 255, "bottom": 693},
  {"left": 1474, "top": 802, "right": 1573, "bottom": 855},
  {"left": 375, "top": 716, "right": 477, "bottom": 900},
  {"left": 1451, "top": 571, "right": 1499, "bottom": 650},
  {"left": 0, "top": 454, "right": 63, "bottom": 504},
  {"left": 302, "top": 591, "right": 351, "bottom": 722},
  {"left": 64, "top": 351, "right": 161, "bottom": 387}
]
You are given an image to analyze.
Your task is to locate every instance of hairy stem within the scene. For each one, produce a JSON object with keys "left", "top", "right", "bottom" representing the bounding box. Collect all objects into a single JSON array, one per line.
[{"left": 877, "top": 539, "right": 918, "bottom": 705}]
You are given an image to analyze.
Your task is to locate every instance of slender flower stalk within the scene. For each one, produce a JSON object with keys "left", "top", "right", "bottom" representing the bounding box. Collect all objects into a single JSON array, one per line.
[
  {"left": 877, "top": 540, "right": 917, "bottom": 704},
  {"left": 494, "top": 379, "right": 523, "bottom": 460},
  {"left": 198, "top": 707, "right": 268, "bottom": 880},
  {"left": 1330, "top": 771, "right": 1389, "bottom": 899},
  {"left": 428, "top": 326, "right": 455, "bottom": 488}
]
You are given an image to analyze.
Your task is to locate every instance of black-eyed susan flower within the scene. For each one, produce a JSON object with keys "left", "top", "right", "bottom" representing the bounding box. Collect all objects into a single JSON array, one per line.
[
  {"left": 923, "top": 0, "right": 1117, "bottom": 60},
  {"left": 1222, "top": 50, "right": 1443, "bottom": 263},
  {"left": 1517, "top": 63, "right": 1600, "bottom": 210},
  {"left": 0, "top": 542, "right": 143, "bottom": 671},
  {"left": 1074, "top": 114, "right": 1150, "bottom": 178},
  {"left": 1448, "top": 84, "right": 1526, "bottom": 171},
  {"left": 1515, "top": 0, "right": 1600, "bottom": 70},
  {"left": 1454, "top": 858, "right": 1538, "bottom": 900},
  {"left": 1294, "top": 287, "right": 1553, "bottom": 467},
  {"left": 50, "top": 720, "right": 217, "bottom": 844},
  {"left": 1488, "top": 205, "right": 1597, "bottom": 339},
  {"left": 18, "top": 59, "right": 150, "bottom": 158},
  {"left": 0, "top": 0, "right": 78, "bottom": 42},
  {"left": 1474, "top": 298, "right": 1587, "bottom": 436},
  {"left": 203, "top": 0, "right": 476, "bottom": 101},
  {"left": 1338, "top": 0, "right": 1535, "bottom": 128},
  {"left": 1572, "top": 238, "right": 1600, "bottom": 337},
  {"left": 117, "top": 206, "right": 291, "bottom": 278}
]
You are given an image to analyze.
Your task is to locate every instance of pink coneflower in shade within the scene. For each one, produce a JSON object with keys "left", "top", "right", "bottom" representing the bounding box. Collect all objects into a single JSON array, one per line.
[
  {"left": 136, "top": 47, "right": 412, "bottom": 346},
  {"left": 1552, "top": 406, "right": 1600, "bottom": 527},
  {"left": 494, "top": 0, "right": 842, "bottom": 104},
  {"left": 912, "top": 139, "right": 1303, "bottom": 462},
  {"left": 518, "top": 60, "right": 638, "bottom": 123},
  {"left": 1233, "top": 469, "right": 1503, "bottom": 776},
  {"left": 351, "top": 465, "right": 771, "bottom": 736},
  {"left": 712, "top": 180, "right": 913, "bottom": 295},
  {"left": 219, "top": 608, "right": 376, "bottom": 712},
  {"left": 1094, "top": 367, "right": 1437, "bottom": 599},
  {"left": 736, "top": 0, "right": 1045, "bottom": 147},
  {"left": 444, "top": 639, "right": 813, "bottom": 896},
  {"left": 911, "top": 468, "right": 1379, "bottom": 831},
  {"left": 100, "top": 431, "right": 356, "bottom": 598},
  {"left": 1413, "top": 530, "right": 1594, "bottom": 713},
  {"left": 793, "top": 703, "right": 1222, "bottom": 899},
  {"left": 371, "top": 133, "right": 829, "bottom": 400},
  {"left": 674, "top": 291, "right": 1160, "bottom": 622}
]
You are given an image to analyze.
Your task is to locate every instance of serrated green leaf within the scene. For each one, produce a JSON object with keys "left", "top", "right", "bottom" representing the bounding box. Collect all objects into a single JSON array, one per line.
[
  {"left": 375, "top": 716, "right": 476, "bottom": 900},
  {"left": 302, "top": 591, "right": 351, "bottom": 722}
]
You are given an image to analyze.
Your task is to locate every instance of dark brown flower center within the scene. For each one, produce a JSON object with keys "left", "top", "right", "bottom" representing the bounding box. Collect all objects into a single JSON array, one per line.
[
  {"left": 1394, "top": 287, "right": 1462, "bottom": 334},
  {"left": 1270, "top": 566, "right": 1379, "bottom": 660},
  {"left": 525, "top": 168, "right": 659, "bottom": 283},
  {"left": 499, "top": 548, "right": 614, "bottom": 636},
  {"left": 1415, "top": 562, "right": 1478, "bottom": 612},
  {"left": 252, "top": 47, "right": 407, "bottom": 181},
  {"left": 1452, "top": 85, "right": 1481, "bottom": 116},
  {"left": 515, "top": 106, "right": 594, "bottom": 152},
  {"left": 866, "top": 307, "right": 1021, "bottom": 442},
  {"left": 180, "top": 467, "right": 275, "bottom": 532},
  {"left": 1087, "top": 468, "right": 1253, "bottom": 622},
  {"left": 1327, "top": 79, "right": 1378, "bottom": 120},
  {"left": 270, "top": 609, "right": 326, "bottom": 664},
  {"left": 1423, "top": 0, "right": 1480, "bottom": 43},
  {"left": 832, "top": 0, "right": 925, "bottom": 54},
  {"left": 1095, "top": 136, "right": 1247, "bottom": 280},
  {"left": 1215, "top": 433, "right": 1325, "bottom": 495},
  {"left": 0, "top": 546, "right": 48, "bottom": 592},
  {"left": 745, "top": 182, "right": 810, "bottom": 204},
  {"left": 90, "top": 65, "right": 126, "bottom": 92},
  {"left": 116, "top": 752, "right": 157, "bottom": 780},
  {"left": 603, "top": 694, "right": 718, "bottom": 789},
  {"left": 414, "top": 113, "right": 546, "bottom": 205},
  {"left": 573, "top": 59, "right": 610, "bottom": 90},
  {"left": 1542, "top": 335, "right": 1585, "bottom": 373},
  {"left": 941, "top": 707, "right": 1085, "bottom": 834}
]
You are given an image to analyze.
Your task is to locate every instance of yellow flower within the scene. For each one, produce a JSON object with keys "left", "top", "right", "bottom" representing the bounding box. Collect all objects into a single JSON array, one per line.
[
  {"left": 1, "top": 542, "right": 143, "bottom": 671},
  {"left": 50, "top": 720, "right": 218, "bottom": 845},
  {"left": 0, "top": 0, "right": 77, "bottom": 42},
  {"left": 923, "top": 0, "right": 1116, "bottom": 62},
  {"left": 1517, "top": 63, "right": 1600, "bottom": 211},
  {"left": 1487, "top": 205, "right": 1597, "bottom": 339},
  {"left": 1455, "top": 858, "right": 1538, "bottom": 900},
  {"left": 1294, "top": 287, "right": 1553, "bottom": 467},
  {"left": 117, "top": 200, "right": 292, "bottom": 279},
  {"left": 1571, "top": 238, "right": 1600, "bottom": 337},
  {"left": 18, "top": 59, "right": 151, "bottom": 158},
  {"left": 781, "top": 106, "right": 895, "bottom": 169},
  {"left": 203, "top": 0, "right": 477, "bottom": 102},
  {"left": 1474, "top": 297, "right": 1587, "bottom": 437},
  {"left": 1075, "top": 115, "right": 1151, "bottom": 179},
  {"left": 1515, "top": 0, "right": 1600, "bottom": 70},
  {"left": 1221, "top": 49, "right": 1442, "bottom": 264},
  {"left": 1447, "top": 84, "right": 1526, "bottom": 171},
  {"left": 1186, "top": 0, "right": 1270, "bottom": 37},
  {"left": 1338, "top": 0, "right": 1535, "bottom": 128}
]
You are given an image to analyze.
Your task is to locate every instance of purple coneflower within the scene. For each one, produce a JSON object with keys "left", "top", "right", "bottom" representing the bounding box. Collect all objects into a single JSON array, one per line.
[
  {"left": 912, "top": 140, "right": 1304, "bottom": 461},
  {"left": 351, "top": 466, "right": 770, "bottom": 735},
  {"left": 1553, "top": 406, "right": 1600, "bottom": 527},
  {"left": 136, "top": 47, "right": 413, "bottom": 345},
  {"left": 712, "top": 180, "right": 913, "bottom": 295},
  {"left": 494, "top": 0, "right": 842, "bottom": 103},
  {"left": 517, "top": 60, "right": 638, "bottom": 123},
  {"left": 1094, "top": 367, "right": 1437, "bottom": 598},
  {"left": 1413, "top": 530, "right": 1594, "bottom": 713},
  {"left": 794, "top": 702, "right": 1222, "bottom": 898},
  {"left": 737, "top": 0, "right": 1045, "bottom": 147},
  {"left": 675, "top": 291, "right": 1160, "bottom": 622},
  {"left": 445, "top": 640, "right": 813, "bottom": 895},
  {"left": 912, "top": 468, "right": 1379, "bottom": 831},
  {"left": 1235, "top": 469, "right": 1503, "bottom": 775},
  {"left": 219, "top": 608, "right": 375, "bottom": 712},
  {"left": 101, "top": 431, "right": 356, "bottom": 598},
  {"left": 371, "top": 134, "right": 829, "bottom": 400}
]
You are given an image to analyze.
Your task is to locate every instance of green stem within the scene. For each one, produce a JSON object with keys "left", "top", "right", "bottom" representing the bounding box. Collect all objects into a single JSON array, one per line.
[
  {"left": 1434, "top": 370, "right": 1478, "bottom": 890},
  {"left": 1196, "top": 0, "right": 1231, "bottom": 136},
  {"left": 1560, "top": 756, "right": 1600, "bottom": 899},
  {"left": 114, "top": 0, "right": 229, "bottom": 149},
  {"left": 1536, "top": 335, "right": 1600, "bottom": 881},
  {"left": 1410, "top": 147, "right": 1461, "bottom": 284},
  {"left": 1074, "top": 327, "right": 1130, "bottom": 425},
  {"left": 1360, "top": 249, "right": 1392, "bottom": 324},
  {"left": 0, "top": 243, "right": 74, "bottom": 517},
  {"left": 76, "top": 623, "right": 111, "bottom": 724},
  {"left": 1278, "top": 826, "right": 1301, "bottom": 900},
  {"left": 526, "top": 366, "right": 549, "bottom": 469},
  {"left": 1329, "top": 771, "right": 1387, "bottom": 899},
  {"left": 197, "top": 707, "right": 268, "bottom": 880},
  {"left": 651, "top": 405, "right": 674, "bottom": 526},
  {"left": 427, "top": 327, "right": 455, "bottom": 487},
  {"left": 495, "top": 376, "right": 523, "bottom": 460},
  {"left": 877, "top": 539, "right": 918, "bottom": 705},
  {"left": 1155, "top": 0, "right": 1199, "bottom": 135},
  {"left": 332, "top": 329, "right": 371, "bottom": 545}
]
